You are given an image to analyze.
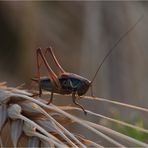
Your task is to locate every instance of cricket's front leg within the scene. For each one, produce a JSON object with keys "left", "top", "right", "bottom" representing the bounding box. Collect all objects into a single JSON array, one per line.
[{"left": 72, "top": 92, "right": 87, "bottom": 115}]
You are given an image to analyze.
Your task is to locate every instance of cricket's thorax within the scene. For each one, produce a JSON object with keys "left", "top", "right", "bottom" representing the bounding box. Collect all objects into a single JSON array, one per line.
[{"left": 39, "top": 73, "right": 90, "bottom": 96}]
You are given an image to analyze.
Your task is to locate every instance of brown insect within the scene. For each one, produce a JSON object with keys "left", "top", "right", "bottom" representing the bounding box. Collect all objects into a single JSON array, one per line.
[{"left": 32, "top": 16, "right": 143, "bottom": 115}]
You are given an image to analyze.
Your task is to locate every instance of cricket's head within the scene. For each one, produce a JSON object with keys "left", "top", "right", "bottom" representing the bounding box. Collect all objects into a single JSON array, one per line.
[{"left": 77, "top": 78, "right": 91, "bottom": 96}]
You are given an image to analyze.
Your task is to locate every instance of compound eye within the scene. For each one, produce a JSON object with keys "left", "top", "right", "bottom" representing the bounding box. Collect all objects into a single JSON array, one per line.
[
  {"left": 62, "top": 79, "right": 74, "bottom": 88},
  {"left": 62, "top": 80, "right": 69, "bottom": 86}
]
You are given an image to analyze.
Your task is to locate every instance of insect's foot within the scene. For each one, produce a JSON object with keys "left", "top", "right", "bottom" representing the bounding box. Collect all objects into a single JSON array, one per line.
[
  {"left": 47, "top": 101, "right": 51, "bottom": 105},
  {"left": 31, "top": 93, "right": 39, "bottom": 97},
  {"left": 83, "top": 110, "right": 87, "bottom": 115},
  {"left": 47, "top": 98, "right": 53, "bottom": 105},
  {"left": 93, "top": 96, "right": 96, "bottom": 99},
  {"left": 91, "top": 94, "right": 96, "bottom": 99}
]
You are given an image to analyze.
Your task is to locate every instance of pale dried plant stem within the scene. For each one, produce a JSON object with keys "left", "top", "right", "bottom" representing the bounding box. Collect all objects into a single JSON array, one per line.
[
  {"left": 10, "top": 93, "right": 147, "bottom": 146},
  {"left": 83, "top": 96, "right": 148, "bottom": 113},
  {"left": 22, "top": 101, "right": 85, "bottom": 148},
  {"left": 28, "top": 131, "right": 62, "bottom": 147},
  {"left": 1, "top": 85, "right": 147, "bottom": 147},
  {"left": 41, "top": 113, "right": 81, "bottom": 148},
  {"left": 85, "top": 120, "right": 148, "bottom": 147},
  {"left": 50, "top": 125, "right": 79, "bottom": 148},
  {"left": 19, "top": 115, "right": 66, "bottom": 147},
  {"left": 42, "top": 111, "right": 85, "bottom": 148},
  {"left": 88, "top": 110, "right": 148, "bottom": 133},
  {"left": 50, "top": 104, "right": 126, "bottom": 147},
  {"left": 7, "top": 104, "right": 66, "bottom": 147},
  {"left": 11, "top": 94, "right": 125, "bottom": 147},
  {"left": 59, "top": 106, "right": 148, "bottom": 147},
  {"left": 61, "top": 106, "right": 148, "bottom": 134},
  {"left": 43, "top": 92, "right": 148, "bottom": 112},
  {"left": 86, "top": 140, "right": 104, "bottom": 148}
]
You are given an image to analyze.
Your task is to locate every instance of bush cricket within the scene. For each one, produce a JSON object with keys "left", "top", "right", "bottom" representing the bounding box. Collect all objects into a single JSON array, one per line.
[{"left": 32, "top": 16, "right": 143, "bottom": 115}]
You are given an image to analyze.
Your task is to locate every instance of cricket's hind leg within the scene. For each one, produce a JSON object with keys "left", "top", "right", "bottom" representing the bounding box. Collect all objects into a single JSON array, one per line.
[{"left": 45, "top": 47, "right": 65, "bottom": 75}]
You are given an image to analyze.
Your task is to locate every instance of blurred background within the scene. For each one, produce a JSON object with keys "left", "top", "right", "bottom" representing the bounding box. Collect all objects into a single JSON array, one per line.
[{"left": 0, "top": 1, "right": 148, "bottom": 141}]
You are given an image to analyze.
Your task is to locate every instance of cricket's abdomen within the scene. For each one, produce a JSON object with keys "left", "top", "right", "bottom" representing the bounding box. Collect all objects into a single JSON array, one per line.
[{"left": 39, "top": 77, "right": 53, "bottom": 91}]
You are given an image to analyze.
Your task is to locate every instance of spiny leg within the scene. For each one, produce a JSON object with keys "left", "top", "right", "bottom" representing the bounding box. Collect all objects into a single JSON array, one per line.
[
  {"left": 39, "top": 85, "right": 42, "bottom": 97},
  {"left": 37, "top": 50, "right": 42, "bottom": 96},
  {"left": 36, "top": 48, "right": 60, "bottom": 88},
  {"left": 47, "top": 91, "right": 54, "bottom": 105},
  {"left": 32, "top": 48, "right": 61, "bottom": 97},
  {"left": 30, "top": 48, "right": 43, "bottom": 97},
  {"left": 72, "top": 92, "right": 87, "bottom": 115},
  {"left": 30, "top": 48, "right": 42, "bottom": 96},
  {"left": 30, "top": 76, "right": 43, "bottom": 97},
  {"left": 45, "top": 47, "right": 65, "bottom": 75}
]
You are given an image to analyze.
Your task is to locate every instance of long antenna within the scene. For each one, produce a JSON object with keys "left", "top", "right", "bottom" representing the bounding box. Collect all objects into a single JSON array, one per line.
[{"left": 91, "top": 15, "right": 143, "bottom": 84}]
